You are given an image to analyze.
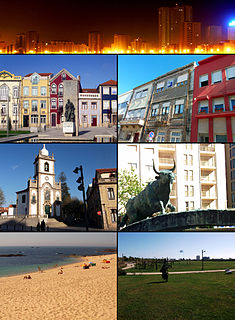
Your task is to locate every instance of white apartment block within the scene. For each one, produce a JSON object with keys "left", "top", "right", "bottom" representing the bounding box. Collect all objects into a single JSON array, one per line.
[{"left": 118, "top": 143, "right": 227, "bottom": 212}]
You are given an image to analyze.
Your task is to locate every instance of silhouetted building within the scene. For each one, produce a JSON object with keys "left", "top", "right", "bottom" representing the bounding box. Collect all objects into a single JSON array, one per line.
[
  {"left": 26, "top": 31, "right": 39, "bottom": 52},
  {"left": 88, "top": 32, "right": 103, "bottom": 53},
  {"left": 206, "top": 26, "right": 223, "bottom": 45}
]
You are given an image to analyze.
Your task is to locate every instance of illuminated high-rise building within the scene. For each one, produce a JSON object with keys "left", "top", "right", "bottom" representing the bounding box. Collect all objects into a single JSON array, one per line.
[
  {"left": 228, "top": 21, "right": 235, "bottom": 41},
  {"left": 181, "top": 22, "right": 201, "bottom": 49},
  {"left": 26, "top": 31, "right": 39, "bottom": 52},
  {"left": 112, "top": 34, "right": 130, "bottom": 52},
  {"left": 88, "top": 32, "right": 103, "bottom": 53},
  {"left": 206, "top": 25, "right": 223, "bottom": 45}
]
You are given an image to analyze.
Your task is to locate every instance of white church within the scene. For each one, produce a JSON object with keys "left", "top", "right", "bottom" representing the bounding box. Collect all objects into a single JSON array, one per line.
[{"left": 16, "top": 145, "right": 62, "bottom": 218}]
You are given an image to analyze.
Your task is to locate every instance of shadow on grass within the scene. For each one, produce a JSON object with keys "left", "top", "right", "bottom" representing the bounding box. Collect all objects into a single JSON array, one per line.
[{"left": 147, "top": 281, "right": 167, "bottom": 284}]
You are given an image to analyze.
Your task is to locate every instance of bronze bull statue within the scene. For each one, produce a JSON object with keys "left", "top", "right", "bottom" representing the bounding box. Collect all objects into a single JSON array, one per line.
[{"left": 119, "top": 160, "right": 176, "bottom": 228}]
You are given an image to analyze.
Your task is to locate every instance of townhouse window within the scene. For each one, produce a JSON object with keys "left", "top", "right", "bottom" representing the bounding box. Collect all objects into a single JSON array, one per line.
[
  {"left": 111, "top": 87, "right": 117, "bottom": 94},
  {"left": 41, "top": 100, "right": 46, "bottom": 109},
  {"left": 59, "top": 99, "right": 63, "bottom": 108},
  {"left": 82, "top": 102, "right": 88, "bottom": 110},
  {"left": 12, "top": 105, "right": 18, "bottom": 115},
  {"left": 0, "top": 85, "right": 9, "bottom": 100},
  {"left": 13, "top": 87, "right": 18, "bottom": 98},
  {"left": 199, "top": 74, "right": 208, "bottom": 87},
  {"left": 161, "top": 105, "right": 169, "bottom": 115},
  {"left": 111, "top": 209, "right": 117, "bottom": 223},
  {"left": 61, "top": 73, "right": 66, "bottom": 80},
  {"left": 156, "top": 131, "right": 165, "bottom": 142},
  {"left": 156, "top": 82, "right": 164, "bottom": 92},
  {"left": 111, "top": 100, "right": 117, "bottom": 112},
  {"left": 1, "top": 105, "right": 6, "bottom": 115},
  {"left": 151, "top": 104, "right": 159, "bottom": 117},
  {"left": 23, "top": 100, "right": 29, "bottom": 109},
  {"left": 41, "top": 86, "right": 46, "bottom": 96},
  {"left": 170, "top": 132, "right": 181, "bottom": 142},
  {"left": 31, "top": 115, "right": 38, "bottom": 124},
  {"left": 211, "top": 70, "right": 222, "bottom": 84},
  {"left": 174, "top": 99, "right": 184, "bottom": 114},
  {"left": 229, "top": 96, "right": 235, "bottom": 111},
  {"left": 141, "top": 89, "right": 148, "bottom": 98},
  {"left": 107, "top": 188, "right": 115, "bottom": 200},
  {"left": 40, "top": 115, "right": 46, "bottom": 123},
  {"left": 103, "top": 87, "right": 109, "bottom": 94},
  {"left": 23, "top": 86, "right": 29, "bottom": 96},
  {"left": 58, "top": 84, "right": 63, "bottom": 95},
  {"left": 198, "top": 100, "right": 209, "bottom": 113},
  {"left": 32, "top": 75, "right": 39, "bottom": 84},
  {"left": 135, "top": 91, "right": 142, "bottom": 99},
  {"left": 103, "top": 114, "right": 110, "bottom": 122},
  {"left": 167, "top": 80, "right": 173, "bottom": 87},
  {"left": 32, "top": 86, "right": 38, "bottom": 96},
  {"left": 91, "top": 102, "right": 97, "bottom": 109},
  {"left": 51, "top": 99, "right": 57, "bottom": 109},
  {"left": 32, "top": 100, "right": 38, "bottom": 112},
  {"left": 103, "top": 100, "right": 110, "bottom": 109},
  {"left": 213, "top": 97, "right": 225, "bottom": 112},
  {"left": 51, "top": 84, "right": 57, "bottom": 94},
  {"left": 226, "top": 66, "right": 235, "bottom": 80},
  {"left": 177, "top": 73, "right": 188, "bottom": 86}
]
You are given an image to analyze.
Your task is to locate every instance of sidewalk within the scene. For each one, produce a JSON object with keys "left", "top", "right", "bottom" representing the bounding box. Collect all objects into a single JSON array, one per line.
[{"left": 126, "top": 269, "right": 235, "bottom": 275}]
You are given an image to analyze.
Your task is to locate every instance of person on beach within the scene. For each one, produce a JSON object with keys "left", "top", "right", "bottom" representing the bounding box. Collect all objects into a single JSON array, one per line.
[{"left": 160, "top": 259, "right": 169, "bottom": 282}]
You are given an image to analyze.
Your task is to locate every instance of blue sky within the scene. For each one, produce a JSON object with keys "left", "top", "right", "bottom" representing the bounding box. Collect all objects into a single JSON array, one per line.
[
  {"left": 0, "top": 232, "right": 117, "bottom": 247},
  {"left": 0, "top": 55, "right": 117, "bottom": 88},
  {"left": 118, "top": 233, "right": 235, "bottom": 259},
  {"left": 0, "top": 143, "right": 116, "bottom": 205},
  {"left": 118, "top": 54, "right": 213, "bottom": 95}
]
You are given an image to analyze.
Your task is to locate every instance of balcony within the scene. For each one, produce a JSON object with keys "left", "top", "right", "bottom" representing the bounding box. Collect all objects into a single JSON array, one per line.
[
  {"left": 120, "top": 117, "right": 145, "bottom": 126},
  {"left": 200, "top": 176, "right": 216, "bottom": 184},
  {"left": 200, "top": 160, "right": 215, "bottom": 169},
  {"left": 200, "top": 145, "right": 215, "bottom": 153},
  {"left": 201, "top": 191, "right": 217, "bottom": 199},
  {"left": 158, "top": 144, "right": 176, "bottom": 151}
]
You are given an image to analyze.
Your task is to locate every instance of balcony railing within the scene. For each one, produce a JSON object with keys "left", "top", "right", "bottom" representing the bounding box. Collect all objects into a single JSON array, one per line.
[{"left": 200, "top": 145, "right": 215, "bottom": 152}]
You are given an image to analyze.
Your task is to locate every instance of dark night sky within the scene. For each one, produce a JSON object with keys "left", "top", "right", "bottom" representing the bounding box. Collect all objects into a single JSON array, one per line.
[{"left": 0, "top": 0, "right": 234, "bottom": 45}]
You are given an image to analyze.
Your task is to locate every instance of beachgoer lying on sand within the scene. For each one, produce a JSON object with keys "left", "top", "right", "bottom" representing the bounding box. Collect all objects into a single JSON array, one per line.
[
  {"left": 58, "top": 270, "right": 64, "bottom": 274},
  {"left": 23, "top": 275, "right": 32, "bottom": 279}
]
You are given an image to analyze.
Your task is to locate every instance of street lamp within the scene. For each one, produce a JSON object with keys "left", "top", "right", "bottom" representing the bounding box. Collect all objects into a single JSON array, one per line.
[
  {"left": 73, "top": 165, "right": 88, "bottom": 231},
  {"left": 201, "top": 250, "right": 206, "bottom": 270}
]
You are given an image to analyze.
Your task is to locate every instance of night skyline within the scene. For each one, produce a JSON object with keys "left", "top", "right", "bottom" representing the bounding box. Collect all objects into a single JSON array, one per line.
[{"left": 0, "top": 1, "right": 234, "bottom": 45}]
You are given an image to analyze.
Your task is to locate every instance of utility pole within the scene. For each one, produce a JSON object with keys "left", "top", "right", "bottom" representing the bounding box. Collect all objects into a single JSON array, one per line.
[{"left": 201, "top": 250, "right": 206, "bottom": 270}]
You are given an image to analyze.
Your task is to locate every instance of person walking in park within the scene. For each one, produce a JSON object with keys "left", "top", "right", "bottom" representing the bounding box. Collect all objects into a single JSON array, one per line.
[{"left": 160, "top": 259, "right": 169, "bottom": 282}]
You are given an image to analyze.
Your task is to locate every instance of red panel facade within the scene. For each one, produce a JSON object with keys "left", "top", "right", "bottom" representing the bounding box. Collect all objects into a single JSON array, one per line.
[{"left": 190, "top": 55, "right": 235, "bottom": 142}]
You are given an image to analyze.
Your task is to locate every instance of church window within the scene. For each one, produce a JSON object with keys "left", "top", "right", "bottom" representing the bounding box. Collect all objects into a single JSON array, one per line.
[
  {"left": 44, "top": 162, "right": 49, "bottom": 172},
  {"left": 45, "top": 190, "right": 50, "bottom": 201},
  {"left": 31, "top": 195, "right": 36, "bottom": 204},
  {"left": 22, "top": 195, "right": 26, "bottom": 203}
]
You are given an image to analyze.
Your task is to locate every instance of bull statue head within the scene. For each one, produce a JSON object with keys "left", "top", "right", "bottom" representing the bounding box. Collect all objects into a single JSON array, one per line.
[{"left": 152, "top": 159, "right": 176, "bottom": 183}]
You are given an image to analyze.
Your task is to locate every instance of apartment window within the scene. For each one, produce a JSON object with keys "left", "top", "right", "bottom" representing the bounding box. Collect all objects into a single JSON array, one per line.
[
  {"left": 111, "top": 209, "right": 117, "bottom": 223},
  {"left": 185, "top": 201, "right": 189, "bottom": 211},
  {"left": 170, "top": 132, "right": 181, "bottom": 142},
  {"left": 151, "top": 104, "right": 159, "bottom": 117},
  {"left": 167, "top": 80, "right": 173, "bottom": 87},
  {"left": 174, "top": 101, "right": 184, "bottom": 114},
  {"left": 188, "top": 155, "right": 193, "bottom": 166},
  {"left": 31, "top": 115, "right": 38, "bottom": 124},
  {"left": 51, "top": 99, "right": 57, "bottom": 109},
  {"left": 190, "top": 201, "right": 195, "bottom": 210},
  {"left": 111, "top": 87, "right": 117, "bottom": 95},
  {"left": 82, "top": 102, "right": 88, "bottom": 110},
  {"left": 107, "top": 188, "right": 115, "bottom": 200},
  {"left": 189, "top": 185, "right": 194, "bottom": 197},
  {"left": 103, "top": 100, "right": 110, "bottom": 109},
  {"left": 156, "top": 82, "right": 164, "bottom": 92},
  {"left": 141, "top": 89, "right": 148, "bottom": 97},
  {"left": 156, "top": 131, "right": 165, "bottom": 142},
  {"left": 103, "top": 87, "right": 109, "bottom": 95},
  {"left": 161, "top": 105, "right": 169, "bottom": 115},
  {"left": 189, "top": 170, "right": 193, "bottom": 181},
  {"left": 198, "top": 100, "right": 209, "bottom": 113},
  {"left": 23, "top": 100, "right": 29, "bottom": 109},
  {"left": 211, "top": 70, "right": 222, "bottom": 84},
  {"left": 23, "top": 86, "right": 29, "bottom": 96},
  {"left": 41, "top": 86, "right": 46, "bottom": 96},
  {"left": 51, "top": 84, "right": 57, "bottom": 94},
  {"left": 213, "top": 97, "right": 225, "bottom": 112},
  {"left": 41, "top": 100, "right": 46, "bottom": 109},
  {"left": 135, "top": 91, "right": 142, "bottom": 99},
  {"left": 226, "top": 66, "right": 235, "bottom": 80},
  {"left": 40, "top": 115, "right": 46, "bottom": 123},
  {"left": 229, "top": 96, "right": 235, "bottom": 111},
  {"left": 184, "top": 154, "right": 187, "bottom": 165},
  {"left": 32, "top": 86, "right": 38, "bottom": 96},
  {"left": 184, "top": 170, "right": 188, "bottom": 181},
  {"left": 91, "top": 102, "right": 97, "bottom": 109},
  {"left": 32, "top": 100, "right": 38, "bottom": 112},
  {"left": 199, "top": 74, "right": 208, "bottom": 87},
  {"left": 128, "top": 162, "right": 137, "bottom": 170},
  {"left": 185, "top": 185, "right": 189, "bottom": 197}
]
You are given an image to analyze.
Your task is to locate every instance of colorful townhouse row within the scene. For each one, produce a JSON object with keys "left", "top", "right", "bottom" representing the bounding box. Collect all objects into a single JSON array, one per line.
[
  {"left": 0, "top": 69, "right": 117, "bottom": 130},
  {"left": 118, "top": 55, "right": 235, "bottom": 142}
]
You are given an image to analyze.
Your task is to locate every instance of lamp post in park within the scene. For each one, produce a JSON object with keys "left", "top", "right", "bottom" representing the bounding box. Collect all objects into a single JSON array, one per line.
[
  {"left": 73, "top": 165, "right": 88, "bottom": 231},
  {"left": 201, "top": 250, "right": 206, "bottom": 270}
]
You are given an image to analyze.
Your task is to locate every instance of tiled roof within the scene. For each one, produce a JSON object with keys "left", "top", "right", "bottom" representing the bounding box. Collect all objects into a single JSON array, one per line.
[
  {"left": 99, "top": 80, "right": 117, "bottom": 86},
  {"left": 24, "top": 72, "right": 53, "bottom": 77},
  {"left": 82, "top": 89, "right": 98, "bottom": 93},
  {"left": 96, "top": 168, "right": 117, "bottom": 173}
]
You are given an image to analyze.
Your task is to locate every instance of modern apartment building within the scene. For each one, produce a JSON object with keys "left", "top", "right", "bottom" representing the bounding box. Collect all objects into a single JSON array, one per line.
[
  {"left": 21, "top": 72, "right": 52, "bottom": 128},
  {"left": 0, "top": 70, "right": 21, "bottom": 130},
  {"left": 118, "top": 143, "right": 227, "bottom": 213},
  {"left": 143, "top": 62, "right": 196, "bottom": 142},
  {"left": 225, "top": 144, "right": 235, "bottom": 208},
  {"left": 190, "top": 55, "right": 235, "bottom": 142}
]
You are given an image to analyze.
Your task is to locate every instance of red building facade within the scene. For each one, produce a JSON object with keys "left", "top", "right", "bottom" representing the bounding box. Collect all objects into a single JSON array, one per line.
[
  {"left": 49, "top": 69, "right": 77, "bottom": 126},
  {"left": 190, "top": 55, "right": 235, "bottom": 142}
]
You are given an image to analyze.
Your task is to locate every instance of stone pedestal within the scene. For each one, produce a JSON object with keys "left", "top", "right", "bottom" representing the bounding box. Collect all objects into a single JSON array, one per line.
[{"left": 63, "top": 122, "right": 75, "bottom": 137}]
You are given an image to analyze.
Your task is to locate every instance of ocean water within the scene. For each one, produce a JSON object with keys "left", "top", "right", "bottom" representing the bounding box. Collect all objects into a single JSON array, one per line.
[{"left": 0, "top": 246, "right": 115, "bottom": 277}]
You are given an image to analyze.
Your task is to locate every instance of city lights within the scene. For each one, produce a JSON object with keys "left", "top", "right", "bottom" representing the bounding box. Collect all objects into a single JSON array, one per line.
[{"left": 229, "top": 20, "right": 235, "bottom": 26}]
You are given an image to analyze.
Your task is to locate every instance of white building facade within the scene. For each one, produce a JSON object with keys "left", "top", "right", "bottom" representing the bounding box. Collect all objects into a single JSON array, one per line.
[{"left": 118, "top": 143, "right": 227, "bottom": 213}]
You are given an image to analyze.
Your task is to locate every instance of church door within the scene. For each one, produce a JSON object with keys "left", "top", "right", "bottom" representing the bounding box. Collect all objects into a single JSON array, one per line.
[{"left": 45, "top": 205, "right": 50, "bottom": 216}]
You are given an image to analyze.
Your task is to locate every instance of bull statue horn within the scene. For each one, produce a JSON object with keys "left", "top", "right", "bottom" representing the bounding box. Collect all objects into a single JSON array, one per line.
[
  {"left": 152, "top": 159, "right": 160, "bottom": 175},
  {"left": 170, "top": 160, "right": 176, "bottom": 172}
]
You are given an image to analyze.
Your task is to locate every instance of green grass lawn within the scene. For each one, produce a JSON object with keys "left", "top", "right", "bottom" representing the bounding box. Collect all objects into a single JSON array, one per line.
[
  {"left": 0, "top": 130, "right": 30, "bottom": 138},
  {"left": 118, "top": 273, "right": 235, "bottom": 320},
  {"left": 126, "top": 260, "right": 235, "bottom": 273}
]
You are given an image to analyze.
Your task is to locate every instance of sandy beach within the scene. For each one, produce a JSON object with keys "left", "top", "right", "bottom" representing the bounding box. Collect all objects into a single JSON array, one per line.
[{"left": 0, "top": 254, "right": 117, "bottom": 320}]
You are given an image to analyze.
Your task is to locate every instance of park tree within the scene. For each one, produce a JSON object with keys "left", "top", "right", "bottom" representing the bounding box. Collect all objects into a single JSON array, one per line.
[
  {"left": 58, "top": 171, "right": 71, "bottom": 204},
  {"left": 118, "top": 168, "right": 146, "bottom": 216},
  {"left": 0, "top": 188, "right": 5, "bottom": 206},
  {"left": 62, "top": 197, "right": 85, "bottom": 225}
]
